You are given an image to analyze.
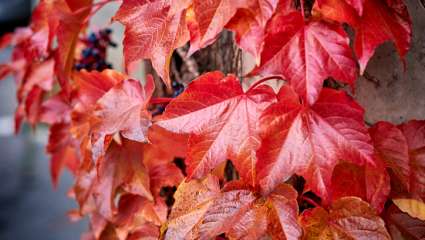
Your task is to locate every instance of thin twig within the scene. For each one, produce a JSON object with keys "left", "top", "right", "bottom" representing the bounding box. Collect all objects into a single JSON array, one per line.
[
  {"left": 363, "top": 71, "right": 380, "bottom": 87},
  {"left": 247, "top": 75, "right": 285, "bottom": 92},
  {"left": 302, "top": 196, "right": 321, "bottom": 208}
]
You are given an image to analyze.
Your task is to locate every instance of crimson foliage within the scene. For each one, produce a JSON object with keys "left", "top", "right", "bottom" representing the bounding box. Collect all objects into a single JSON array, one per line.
[{"left": 1, "top": 0, "right": 423, "bottom": 239}]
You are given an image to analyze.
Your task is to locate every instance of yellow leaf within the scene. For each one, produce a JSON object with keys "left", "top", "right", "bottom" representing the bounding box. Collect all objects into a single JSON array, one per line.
[{"left": 393, "top": 198, "right": 425, "bottom": 221}]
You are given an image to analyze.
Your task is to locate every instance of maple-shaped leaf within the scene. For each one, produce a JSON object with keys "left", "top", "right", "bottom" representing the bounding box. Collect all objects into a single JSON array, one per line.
[
  {"left": 40, "top": 91, "right": 71, "bottom": 124},
  {"left": 384, "top": 203, "right": 425, "bottom": 239},
  {"left": 71, "top": 70, "right": 126, "bottom": 140},
  {"left": 156, "top": 71, "right": 276, "bottom": 184},
  {"left": 70, "top": 168, "right": 97, "bottom": 218},
  {"left": 70, "top": 70, "right": 128, "bottom": 168},
  {"left": 147, "top": 125, "right": 188, "bottom": 159},
  {"left": 90, "top": 76, "right": 154, "bottom": 159},
  {"left": 185, "top": 0, "right": 251, "bottom": 54},
  {"left": 330, "top": 159, "right": 390, "bottom": 213},
  {"left": 226, "top": 0, "right": 282, "bottom": 62},
  {"left": 144, "top": 148, "right": 185, "bottom": 197},
  {"left": 47, "top": 122, "right": 80, "bottom": 187},
  {"left": 165, "top": 175, "right": 221, "bottom": 239},
  {"left": 301, "top": 197, "right": 390, "bottom": 239},
  {"left": 224, "top": 183, "right": 302, "bottom": 240},
  {"left": 113, "top": 0, "right": 189, "bottom": 87},
  {"left": 55, "top": 0, "right": 93, "bottom": 93},
  {"left": 93, "top": 139, "right": 153, "bottom": 219},
  {"left": 313, "top": 0, "right": 411, "bottom": 73},
  {"left": 253, "top": 11, "right": 357, "bottom": 105},
  {"left": 13, "top": 58, "right": 55, "bottom": 130},
  {"left": 256, "top": 85, "right": 374, "bottom": 202},
  {"left": 369, "top": 120, "right": 425, "bottom": 200},
  {"left": 114, "top": 194, "right": 166, "bottom": 239},
  {"left": 165, "top": 176, "right": 301, "bottom": 239}
]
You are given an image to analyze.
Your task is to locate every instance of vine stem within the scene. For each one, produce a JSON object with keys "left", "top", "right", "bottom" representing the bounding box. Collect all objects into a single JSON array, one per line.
[
  {"left": 149, "top": 97, "right": 173, "bottom": 104},
  {"left": 300, "top": 0, "right": 305, "bottom": 18},
  {"left": 247, "top": 75, "right": 285, "bottom": 92},
  {"left": 301, "top": 196, "right": 321, "bottom": 208}
]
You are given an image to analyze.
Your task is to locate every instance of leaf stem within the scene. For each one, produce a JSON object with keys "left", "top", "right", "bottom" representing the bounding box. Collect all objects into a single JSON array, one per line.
[
  {"left": 302, "top": 195, "right": 321, "bottom": 208},
  {"left": 247, "top": 75, "right": 285, "bottom": 92},
  {"left": 300, "top": 0, "right": 305, "bottom": 18},
  {"left": 149, "top": 97, "right": 173, "bottom": 104}
]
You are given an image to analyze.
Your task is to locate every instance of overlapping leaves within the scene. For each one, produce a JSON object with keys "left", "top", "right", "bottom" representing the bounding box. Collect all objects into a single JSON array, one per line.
[{"left": 0, "top": 0, "right": 422, "bottom": 239}]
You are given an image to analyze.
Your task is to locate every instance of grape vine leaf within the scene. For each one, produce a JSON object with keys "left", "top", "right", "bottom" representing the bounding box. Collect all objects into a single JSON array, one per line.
[
  {"left": 256, "top": 85, "right": 374, "bottom": 202},
  {"left": 252, "top": 11, "right": 358, "bottom": 105},
  {"left": 55, "top": 0, "right": 93, "bottom": 93},
  {"left": 370, "top": 120, "right": 425, "bottom": 200},
  {"left": 114, "top": 194, "right": 166, "bottom": 239},
  {"left": 93, "top": 139, "right": 153, "bottom": 220},
  {"left": 16, "top": 58, "right": 55, "bottom": 130},
  {"left": 90, "top": 76, "right": 154, "bottom": 159},
  {"left": 300, "top": 197, "right": 391, "bottom": 239},
  {"left": 313, "top": 0, "right": 412, "bottom": 73},
  {"left": 113, "top": 0, "right": 189, "bottom": 87},
  {"left": 156, "top": 71, "right": 276, "bottom": 184},
  {"left": 330, "top": 159, "right": 390, "bottom": 213},
  {"left": 47, "top": 122, "right": 80, "bottom": 187},
  {"left": 71, "top": 70, "right": 127, "bottom": 165},
  {"left": 187, "top": 0, "right": 252, "bottom": 53},
  {"left": 165, "top": 176, "right": 301, "bottom": 239},
  {"left": 226, "top": 0, "right": 281, "bottom": 63},
  {"left": 40, "top": 91, "right": 72, "bottom": 124},
  {"left": 143, "top": 128, "right": 185, "bottom": 196}
]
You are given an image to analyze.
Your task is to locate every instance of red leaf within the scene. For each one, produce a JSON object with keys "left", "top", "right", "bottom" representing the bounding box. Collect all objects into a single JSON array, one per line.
[
  {"left": 71, "top": 70, "right": 127, "bottom": 166},
  {"left": 256, "top": 85, "right": 374, "bottom": 202},
  {"left": 93, "top": 139, "right": 153, "bottom": 220},
  {"left": 165, "top": 175, "right": 221, "bottom": 239},
  {"left": 166, "top": 177, "right": 301, "bottom": 239},
  {"left": 253, "top": 11, "right": 358, "bottom": 105},
  {"left": 90, "top": 76, "right": 154, "bottom": 158},
  {"left": 330, "top": 159, "right": 390, "bottom": 213},
  {"left": 370, "top": 120, "right": 425, "bottom": 200},
  {"left": 187, "top": 0, "right": 251, "bottom": 53},
  {"left": 47, "top": 122, "right": 80, "bottom": 187},
  {"left": 156, "top": 71, "right": 276, "bottom": 184},
  {"left": 301, "top": 197, "right": 390, "bottom": 239},
  {"left": 314, "top": 0, "right": 411, "bottom": 73},
  {"left": 143, "top": 129, "right": 185, "bottom": 196},
  {"left": 55, "top": 1, "right": 93, "bottom": 93},
  {"left": 226, "top": 0, "right": 284, "bottom": 62},
  {"left": 114, "top": 194, "right": 166, "bottom": 239},
  {"left": 30, "top": 0, "right": 72, "bottom": 58},
  {"left": 199, "top": 189, "right": 257, "bottom": 238},
  {"left": 113, "top": 0, "right": 189, "bottom": 87},
  {"left": 40, "top": 92, "right": 72, "bottom": 124}
]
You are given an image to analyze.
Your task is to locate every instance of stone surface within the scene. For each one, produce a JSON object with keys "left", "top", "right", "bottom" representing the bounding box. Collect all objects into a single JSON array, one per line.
[{"left": 355, "top": 1, "right": 425, "bottom": 124}]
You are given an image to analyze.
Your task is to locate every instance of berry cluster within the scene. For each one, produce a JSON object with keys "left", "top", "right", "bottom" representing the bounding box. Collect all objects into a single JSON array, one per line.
[
  {"left": 74, "top": 29, "right": 116, "bottom": 71},
  {"left": 171, "top": 80, "right": 184, "bottom": 98}
]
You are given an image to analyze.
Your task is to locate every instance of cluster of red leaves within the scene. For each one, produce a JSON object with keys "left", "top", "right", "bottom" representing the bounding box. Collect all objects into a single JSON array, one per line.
[{"left": 1, "top": 0, "right": 424, "bottom": 239}]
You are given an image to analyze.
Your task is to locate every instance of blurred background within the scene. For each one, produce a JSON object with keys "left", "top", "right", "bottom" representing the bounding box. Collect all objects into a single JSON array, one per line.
[
  {"left": 0, "top": 0, "right": 424, "bottom": 239},
  {"left": 0, "top": 1, "right": 125, "bottom": 239}
]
